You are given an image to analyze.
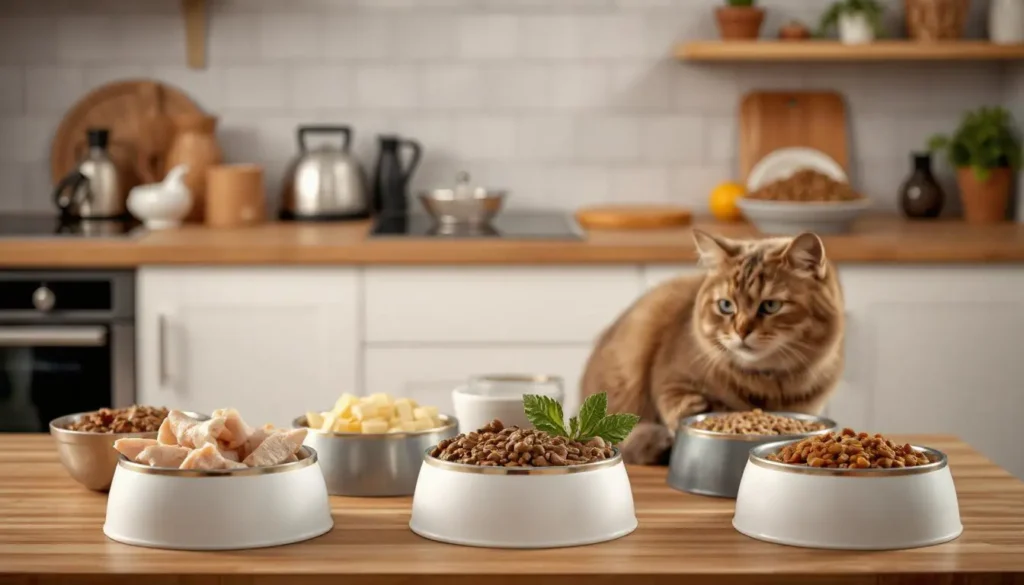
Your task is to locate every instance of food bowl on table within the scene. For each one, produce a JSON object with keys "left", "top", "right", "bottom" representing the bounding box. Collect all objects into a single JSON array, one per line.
[
  {"left": 419, "top": 171, "right": 507, "bottom": 226},
  {"left": 667, "top": 411, "right": 836, "bottom": 498},
  {"left": 737, "top": 198, "right": 871, "bottom": 235},
  {"left": 49, "top": 406, "right": 173, "bottom": 491},
  {"left": 740, "top": 163, "right": 870, "bottom": 235},
  {"left": 294, "top": 413, "right": 458, "bottom": 496},
  {"left": 452, "top": 374, "right": 564, "bottom": 434},
  {"left": 104, "top": 446, "right": 333, "bottom": 550},
  {"left": 410, "top": 448, "right": 636, "bottom": 548},
  {"left": 733, "top": 435, "right": 962, "bottom": 550}
]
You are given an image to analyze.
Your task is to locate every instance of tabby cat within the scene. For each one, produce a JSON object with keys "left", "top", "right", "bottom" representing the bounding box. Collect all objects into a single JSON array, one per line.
[{"left": 581, "top": 230, "right": 844, "bottom": 465}]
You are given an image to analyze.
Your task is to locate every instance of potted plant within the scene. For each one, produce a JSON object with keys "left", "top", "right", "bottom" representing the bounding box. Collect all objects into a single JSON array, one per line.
[
  {"left": 716, "top": 0, "right": 765, "bottom": 41},
  {"left": 819, "top": 0, "right": 885, "bottom": 45},
  {"left": 929, "top": 107, "right": 1022, "bottom": 224}
]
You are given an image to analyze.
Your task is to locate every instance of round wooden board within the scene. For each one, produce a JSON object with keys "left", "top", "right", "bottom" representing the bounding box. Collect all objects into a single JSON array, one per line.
[
  {"left": 575, "top": 205, "right": 693, "bottom": 230},
  {"left": 50, "top": 80, "right": 204, "bottom": 188}
]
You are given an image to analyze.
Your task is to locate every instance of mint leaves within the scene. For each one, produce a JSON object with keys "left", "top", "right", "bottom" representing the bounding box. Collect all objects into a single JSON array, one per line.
[{"left": 522, "top": 392, "right": 640, "bottom": 445}]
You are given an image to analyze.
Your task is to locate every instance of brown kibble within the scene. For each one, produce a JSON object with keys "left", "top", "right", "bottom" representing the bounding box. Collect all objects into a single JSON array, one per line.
[
  {"left": 65, "top": 406, "right": 168, "bottom": 434},
  {"left": 690, "top": 408, "right": 828, "bottom": 436},
  {"left": 764, "top": 429, "right": 935, "bottom": 470},
  {"left": 430, "top": 420, "right": 615, "bottom": 467},
  {"left": 745, "top": 169, "right": 863, "bottom": 203}
]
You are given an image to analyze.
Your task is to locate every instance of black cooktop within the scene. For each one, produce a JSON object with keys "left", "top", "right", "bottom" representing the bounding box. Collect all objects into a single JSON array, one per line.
[
  {"left": 369, "top": 211, "right": 584, "bottom": 240},
  {"left": 0, "top": 214, "right": 142, "bottom": 239}
]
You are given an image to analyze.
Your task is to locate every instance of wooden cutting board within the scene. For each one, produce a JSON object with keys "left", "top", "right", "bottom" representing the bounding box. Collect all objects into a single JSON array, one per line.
[
  {"left": 575, "top": 204, "right": 692, "bottom": 230},
  {"left": 739, "top": 91, "right": 849, "bottom": 182}
]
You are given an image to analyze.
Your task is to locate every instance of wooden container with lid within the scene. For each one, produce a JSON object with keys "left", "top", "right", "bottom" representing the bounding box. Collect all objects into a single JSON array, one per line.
[{"left": 205, "top": 164, "right": 266, "bottom": 228}]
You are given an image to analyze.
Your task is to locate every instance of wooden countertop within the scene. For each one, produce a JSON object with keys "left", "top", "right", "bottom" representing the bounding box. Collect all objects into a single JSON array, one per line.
[
  {"left": 2, "top": 434, "right": 1024, "bottom": 585},
  {"left": 2, "top": 216, "right": 1024, "bottom": 267}
]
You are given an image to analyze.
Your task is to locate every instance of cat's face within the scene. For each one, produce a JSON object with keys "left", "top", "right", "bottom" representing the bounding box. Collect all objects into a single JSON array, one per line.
[{"left": 692, "top": 231, "right": 842, "bottom": 370}]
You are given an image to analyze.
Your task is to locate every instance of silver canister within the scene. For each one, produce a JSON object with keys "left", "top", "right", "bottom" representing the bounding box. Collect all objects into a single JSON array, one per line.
[
  {"left": 667, "top": 412, "right": 837, "bottom": 499},
  {"left": 294, "top": 414, "right": 459, "bottom": 497}
]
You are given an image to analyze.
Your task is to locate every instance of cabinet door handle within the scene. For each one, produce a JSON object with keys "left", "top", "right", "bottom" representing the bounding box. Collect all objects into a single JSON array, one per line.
[{"left": 158, "top": 314, "right": 169, "bottom": 386}]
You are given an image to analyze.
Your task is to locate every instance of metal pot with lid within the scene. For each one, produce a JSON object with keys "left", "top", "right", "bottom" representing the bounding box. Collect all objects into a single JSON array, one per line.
[
  {"left": 280, "top": 125, "right": 369, "bottom": 220},
  {"left": 418, "top": 172, "right": 507, "bottom": 226}
]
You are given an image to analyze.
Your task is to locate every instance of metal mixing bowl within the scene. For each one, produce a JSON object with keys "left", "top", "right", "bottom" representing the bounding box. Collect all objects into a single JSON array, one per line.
[
  {"left": 418, "top": 190, "right": 506, "bottom": 225},
  {"left": 666, "top": 412, "right": 837, "bottom": 499},
  {"left": 293, "top": 414, "right": 459, "bottom": 496},
  {"left": 49, "top": 410, "right": 203, "bottom": 492}
]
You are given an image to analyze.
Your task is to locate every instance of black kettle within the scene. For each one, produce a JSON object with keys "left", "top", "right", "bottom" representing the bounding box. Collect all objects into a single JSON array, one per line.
[{"left": 372, "top": 135, "right": 421, "bottom": 216}]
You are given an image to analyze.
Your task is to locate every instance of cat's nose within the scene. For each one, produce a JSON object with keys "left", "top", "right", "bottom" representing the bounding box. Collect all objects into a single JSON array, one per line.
[{"left": 734, "top": 319, "right": 755, "bottom": 339}]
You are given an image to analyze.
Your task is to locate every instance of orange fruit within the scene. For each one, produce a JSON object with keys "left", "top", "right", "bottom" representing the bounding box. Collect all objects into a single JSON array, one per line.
[{"left": 709, "top": 182, "right": 745, "bottom": 222}]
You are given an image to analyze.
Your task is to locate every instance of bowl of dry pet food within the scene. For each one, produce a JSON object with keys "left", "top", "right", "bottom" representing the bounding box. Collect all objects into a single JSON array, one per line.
[
  {"left": 738, "top": 165, "right": 871, "bottom": 235},
  {"left": 668, "top": 409, "right": 836, "bottom": 498},
  {"left": 294, "top": 392, "right": 458, "bottom": 496},
  {"left": 49, "top": 405, "right": 171, "bottom": 491},
  {"left": 733, "top": 428, "right": 962, "bottom": 550},
  {"left": 104, "top": 408, "right": 333, "bottom": 550},
  {"left": 410, "top": 393, "right": 639, "bottom": 548}
]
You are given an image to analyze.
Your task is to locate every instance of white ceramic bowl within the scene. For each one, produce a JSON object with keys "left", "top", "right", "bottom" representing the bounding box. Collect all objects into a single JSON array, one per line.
[
  {"left": 410, "top": 449, "right": 637, "bottom": 548},
  {"left": 733, "top": 441, "right": 962, "bottom": 550},
  {"left": 737, "top": 198, "right": 870, "bottom": 236},
  {"left": 104, "top": 446, "right": 333, "bottom": 550},
  {"left": 746, "top": 147, "right": 848, "bottom": 192},
  {"left": 451, "top": 374, "right": 564, "bottom": 434}
]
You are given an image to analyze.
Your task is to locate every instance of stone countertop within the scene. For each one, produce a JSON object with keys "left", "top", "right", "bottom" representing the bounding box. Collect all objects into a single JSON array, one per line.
[{"left": 2, "top": 216, "right": 1024, "bottom": 267}]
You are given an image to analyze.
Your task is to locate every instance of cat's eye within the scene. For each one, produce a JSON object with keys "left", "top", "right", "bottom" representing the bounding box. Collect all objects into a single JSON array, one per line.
[
  {"left": 759, "top": 300, "right": 784, "bottom": 315},
  {"left": 717, "top": 299, "right": 736, "bottom": 315}
]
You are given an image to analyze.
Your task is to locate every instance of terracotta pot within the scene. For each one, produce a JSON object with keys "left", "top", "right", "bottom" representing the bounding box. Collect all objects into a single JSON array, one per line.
[
  {"left": 164, "top": 113, "right": 222, "bottom": 223},
  {"left": 779, "top": 21, "right": 812, "bottom": 41},
  {"left": 956, "top": 167, "right": 1012, "bottom": 224},
  {"left": 715, "top": 6, "right": 765, "bottom": 41},
  {"left": 905, "top": 0, "right": 969, "bottom": 41}
]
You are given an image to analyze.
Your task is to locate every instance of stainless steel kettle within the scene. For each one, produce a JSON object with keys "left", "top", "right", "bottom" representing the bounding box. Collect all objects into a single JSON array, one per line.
[
  {"left": 52, "top": 128, "right": 125, "bottom": 219},
  {"left": 280, "top": 125, "right": 369, "bottom": 220}
]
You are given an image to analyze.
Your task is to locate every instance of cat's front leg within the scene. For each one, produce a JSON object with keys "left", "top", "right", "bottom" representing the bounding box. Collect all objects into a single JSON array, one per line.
[{"left": 652, "top": 378, "right": 710, "bottom": 433}]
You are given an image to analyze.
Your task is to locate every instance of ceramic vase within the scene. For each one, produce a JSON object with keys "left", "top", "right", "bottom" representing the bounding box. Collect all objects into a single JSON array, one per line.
[
  {"left": 839, "top": 13, "right": 876, "bottom": 44},
  {"left": 990, "top": 0, "right": 1024, "bottom": 44}
]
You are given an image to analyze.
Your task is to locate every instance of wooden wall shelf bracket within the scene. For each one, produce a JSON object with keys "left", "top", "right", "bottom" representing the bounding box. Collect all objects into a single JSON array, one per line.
[{"left": 182, "top": 0, "right": 207, "bottom": 69}]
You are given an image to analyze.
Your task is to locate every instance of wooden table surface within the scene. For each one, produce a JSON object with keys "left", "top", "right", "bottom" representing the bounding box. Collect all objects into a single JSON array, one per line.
[
  {"left": 3, "top": 216, "right": 1024, "bottom": 267},
  {"left": 2, "top": 435, "right": 1024, "bottom": 585}
]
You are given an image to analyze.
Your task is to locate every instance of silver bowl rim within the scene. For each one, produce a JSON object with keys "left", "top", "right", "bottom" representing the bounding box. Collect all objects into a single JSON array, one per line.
[
  {"left": 748, "top": 439, "right": 948, "bottom": 477},
  {"left": 423, "top": 446, "right": 622, "bottom": 476},
  {"left": 116, "top": 445, "right": 318, "bottom": 478},
  {"left": 48, "top": 409, "right": 206, "bottom": 439},
  {"left": 736, "top": 197, "right": 872, "bottom": 210},
  {"left": 678, "top": 411, "right": 838, "bottom": 442},
  {"left": 293, "top": 413, "right": 458, "bottom": 439}
]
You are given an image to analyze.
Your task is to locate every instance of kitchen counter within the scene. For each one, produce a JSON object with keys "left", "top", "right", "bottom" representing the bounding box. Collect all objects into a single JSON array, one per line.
[
  {"left": 2, "top": 216, "right": 1024, "bottom": 267},
  {"left": 2, "top": 435, "right": 1023, "bottom": 584}
]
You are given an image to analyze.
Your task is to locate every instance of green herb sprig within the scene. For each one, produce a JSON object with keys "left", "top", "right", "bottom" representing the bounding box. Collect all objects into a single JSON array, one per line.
[{"left": 523, "top": 393, "right": 640, "bottom": 445}]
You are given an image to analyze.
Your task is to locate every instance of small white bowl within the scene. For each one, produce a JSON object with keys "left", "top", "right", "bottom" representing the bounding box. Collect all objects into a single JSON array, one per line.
[
  {"left": 733, "top": 441, "right": 962, "bottom": 550},
  {"left": 737, "top": 198, "right": 871, "bottom": 236},
  {"left": 452, "top": 374, "right": 564, "bottom": 434},
  {"left": 410, "top": 449, "right": 637, "bottom": 548},
  {"left": 104, "top": 446, "right": 333, "bottom": 550}
]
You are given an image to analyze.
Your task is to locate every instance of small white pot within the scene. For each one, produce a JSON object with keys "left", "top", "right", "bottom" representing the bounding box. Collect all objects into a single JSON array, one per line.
[
  {"left": 990, "top": 0, "right": 1024, "bottom": 45},
  {"left": 127, "top": 164, "right": 193, "bottom": 230},
  {"left": 839, "top": 12, "right": 875, "bottom": 45}
]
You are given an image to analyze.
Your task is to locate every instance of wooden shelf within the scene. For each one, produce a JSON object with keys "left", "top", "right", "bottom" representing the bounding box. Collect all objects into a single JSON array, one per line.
[{"left": 677, "top": 40, "right": 1024, "bottom": 62}]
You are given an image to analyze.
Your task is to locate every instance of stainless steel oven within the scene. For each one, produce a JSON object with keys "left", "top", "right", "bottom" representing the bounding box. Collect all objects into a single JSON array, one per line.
[{"left": 0, "top": 271, "right": 134, "bottom": 432}]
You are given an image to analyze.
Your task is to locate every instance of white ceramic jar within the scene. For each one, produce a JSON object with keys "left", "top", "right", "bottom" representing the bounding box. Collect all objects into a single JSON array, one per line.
[
  {"left": 990, "top": 0, "right": 1024, "bottom": 45},
  {"left": 839, "top": 12, "right": 875, "bottom": 45},
  {"left": 451, "top": 374, "right": 564, "bottom": 434},
  {"left": 127, "top": 164, "right": 193, "bottom": 230}
]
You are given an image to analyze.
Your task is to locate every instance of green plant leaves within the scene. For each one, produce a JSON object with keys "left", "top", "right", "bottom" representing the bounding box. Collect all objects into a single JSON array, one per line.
[
  {"left": 930, "top": 106, "right": 1022, "bottom": 174},
  {"left": 576, "top": 392, "right": 608, "bottom": 440},
  {"left": 522, "top": 394, "right": 567, "bottom": 437},
  {"left": 522, "top": 392, "right": 640, "bottom": 446},
  {"left": 591, "top": 413, "right": 642, "bottom": 445}
]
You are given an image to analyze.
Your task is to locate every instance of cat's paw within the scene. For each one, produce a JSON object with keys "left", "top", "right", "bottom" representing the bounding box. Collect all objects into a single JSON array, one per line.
[{"left": 619, "top": 422, "right": 674, "bottom": 466}]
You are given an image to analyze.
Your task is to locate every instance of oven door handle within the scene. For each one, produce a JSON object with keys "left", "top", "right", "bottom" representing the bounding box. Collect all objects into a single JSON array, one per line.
[{"left": 0, "top": 326, "right": 108, "bottom": 347}]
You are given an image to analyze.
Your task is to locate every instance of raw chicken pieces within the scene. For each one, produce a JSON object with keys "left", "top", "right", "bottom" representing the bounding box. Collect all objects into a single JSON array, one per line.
[
  {"left": 158, "top": 410, "right": 229, "bottom": 448},
  {"left": 113, "top": 438, "right": 158, "bottom": 460},
  {"left": 117, "top": 408, "right": 306, "bottom": 471},
  {"left": 180, "top": 444, "right": 247, "bottom": 470},
  {"left": 136, "top": 444, "right": 191, "bottom": 468},
  {"left": 243, "top": 429, "right": 307, "bottom": 467}
]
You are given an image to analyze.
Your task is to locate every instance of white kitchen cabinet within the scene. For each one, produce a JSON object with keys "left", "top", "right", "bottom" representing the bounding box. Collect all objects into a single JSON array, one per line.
[
  {"left": 839, "top": 267, "right": 1024, "bottom": 479},
  {"left": 137, "top": 268, "right": 359, "bottom": 427},
  {"left": 364, "top": 345, "right": 593, "bottom": 417},
  {"left": 643, "top": 264, "right": 702, "bottom": 289},
  {"left": 364, "top": 267, "right": 643, "bottom": 344}
]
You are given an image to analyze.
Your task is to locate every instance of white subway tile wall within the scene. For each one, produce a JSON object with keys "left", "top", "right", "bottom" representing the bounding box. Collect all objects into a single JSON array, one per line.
[{"left": 0, "top": 0, "right": 1014, "bottom": 214}]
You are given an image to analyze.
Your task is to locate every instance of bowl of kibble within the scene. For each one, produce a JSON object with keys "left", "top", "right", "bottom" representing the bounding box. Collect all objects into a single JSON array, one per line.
[
  {"left": 667, "top": 409, "right": 836, "bottom": 498},
  {"left": 733, "top": 428, "right": 962, "bottom": 550},
  {"left": 49, "top": 406, "right": 170, "bottom": 491},
  {"left": 409, "top": 393, "right": 639, "bottom": 548},
  {"left": 738, "top": 168, "right": 871, "bottom": 235}
]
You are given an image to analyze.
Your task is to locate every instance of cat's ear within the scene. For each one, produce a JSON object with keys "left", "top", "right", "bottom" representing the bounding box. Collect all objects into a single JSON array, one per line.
[
  {"left": 782, "top": 232, "right": 827, "bottom": 279},
  {"left": 693, "top": 230, "right": 741, "bottom": 268}
]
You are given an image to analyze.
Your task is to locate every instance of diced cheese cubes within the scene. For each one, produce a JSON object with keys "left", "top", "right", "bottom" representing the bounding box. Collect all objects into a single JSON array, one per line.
[{"left": 310, "top": 393, "right": 445, "bottom": 435}]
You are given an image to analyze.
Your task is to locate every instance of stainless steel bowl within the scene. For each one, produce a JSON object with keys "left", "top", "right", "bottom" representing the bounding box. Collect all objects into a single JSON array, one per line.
[
  {"left": 418, "top": 190, "right": 506, "bottom": 225},
  {"left": 666, "top": 412, "right": 837, "bottom": 499},
  {"left": 293, "top": 414, "right": 459, "bottom": 496}
]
